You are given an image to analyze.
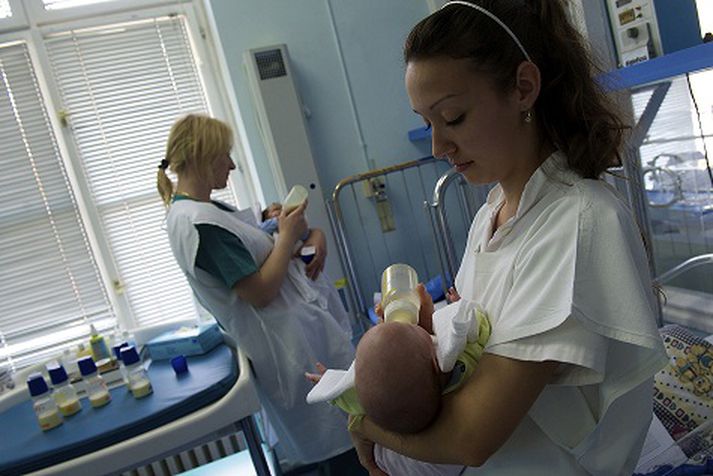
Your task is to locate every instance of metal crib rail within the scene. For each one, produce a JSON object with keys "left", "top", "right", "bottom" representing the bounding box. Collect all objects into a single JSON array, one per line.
[
  {"left": 327, "top": 158, "right": 487, "bottom": 332},
  {"left": 327, "top": 156, "right": 444, "bottom": 330}
]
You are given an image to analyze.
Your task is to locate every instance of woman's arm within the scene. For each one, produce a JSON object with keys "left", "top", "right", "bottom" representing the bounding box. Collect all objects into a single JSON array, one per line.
[
  {"left": 233, "top": 202, "right": 308, "bottom": 307},
  {"left": 302, "top": 227, "right": 327, "bottom": 280},
  {"left": 353, "top": 353, "right": 559, "bottom": 467}
]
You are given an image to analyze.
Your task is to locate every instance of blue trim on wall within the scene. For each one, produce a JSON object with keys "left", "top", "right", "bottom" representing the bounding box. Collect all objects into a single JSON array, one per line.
[
  {"left": 408, "top": 126, "right": 431, "bottom": 141},
  {"left": 599, "top": 42, "right": 713, "bottom": 91}
]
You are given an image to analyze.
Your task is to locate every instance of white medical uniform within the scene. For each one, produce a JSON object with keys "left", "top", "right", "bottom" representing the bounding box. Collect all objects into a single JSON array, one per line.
[
  {"left": 166, "top": 199, "right": 355, "bottom": 466},
  {"left": 459, "top": 152, "right": 669, "bottom": 475}
]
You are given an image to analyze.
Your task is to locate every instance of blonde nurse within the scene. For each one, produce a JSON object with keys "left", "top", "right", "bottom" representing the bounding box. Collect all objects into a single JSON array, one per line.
[
  {"left": 158, "top": 114, "right": 360, "bottom": 473},
  {"left": 348, "top": 1, "right": 669, "bottom": 475}
]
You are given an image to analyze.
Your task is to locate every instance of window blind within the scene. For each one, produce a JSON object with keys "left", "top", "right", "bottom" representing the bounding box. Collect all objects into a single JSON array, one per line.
[
  {"left": 43, "top": 0, "right": 116, "bottom": 11},
  {"left": 0, "top": 0, "right": 11, "bottom": 19},
  {"left": 44, "top": 15, "right": 236, "bottom": 329},
  {"left": 0, "top": 41, "right": 114, "bottom": 372}
]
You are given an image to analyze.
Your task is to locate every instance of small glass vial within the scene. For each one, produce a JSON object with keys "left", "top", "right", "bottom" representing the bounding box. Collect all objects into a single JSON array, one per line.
[
  {"left": 120, "top": 346, "right": 153, "bottom": 399},
  {"left": 111, "top": 341, "right": 130, "bottom": 387},
  {"left": 26, "top": 373, "right": 63, "bottom": 431},
  {"left": 48, "top": 364, "right": 82, "bottom": 417},
  {"left": 77, "top": 357, "right": 112, "bottom": 408},
  {"left": 381, "top": 263, "right": 420, "bottom": 324}
]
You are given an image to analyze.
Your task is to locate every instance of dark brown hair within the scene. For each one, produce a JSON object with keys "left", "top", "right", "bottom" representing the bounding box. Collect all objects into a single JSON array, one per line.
[{"left": 404, "top": 0, "right": 627, "bottom": 179}]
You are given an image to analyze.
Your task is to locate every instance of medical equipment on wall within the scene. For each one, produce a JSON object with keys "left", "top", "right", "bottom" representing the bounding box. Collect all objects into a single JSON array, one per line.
[
  {"left": 243, "top": 44, "right": 345, "bottom": 283},
  {"left": 381, "top": 264, "right": 421, "bottom": 324},
  {"left": 605, "top": 0, "right": 701, "bottom": 67}
]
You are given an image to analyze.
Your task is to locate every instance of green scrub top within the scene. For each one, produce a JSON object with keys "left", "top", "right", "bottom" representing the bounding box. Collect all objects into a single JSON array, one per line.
[{"left": 173, "top": 194, "right": 258, "bottom": 288}]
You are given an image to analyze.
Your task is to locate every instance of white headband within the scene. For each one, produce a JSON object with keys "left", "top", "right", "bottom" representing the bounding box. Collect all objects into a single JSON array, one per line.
[{"left": 440, "top": 1, "right": 533, "bottom": 63}]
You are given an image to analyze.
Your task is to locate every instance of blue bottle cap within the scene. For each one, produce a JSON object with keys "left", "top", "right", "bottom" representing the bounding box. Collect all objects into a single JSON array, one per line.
[
  {"left": 170, "top": 355, "right": 188, "bottom": 374},
  {"left": 112, "top": 342, "right": 129, "bottom": 361},
  {"left": 120, "top": 346, "right": 140, "bottom": 366},
  {"left": 300, "top": 245, "right": 316, "bottom": 264},
  {"left": 47, "top": 364, "right": 68, "bottom": 385},
  {"left": 27, "top": 373, "right": 49, "bottom": 396},
  {"left": 77, "top": 356, "right": 97, "bottom": 376}
]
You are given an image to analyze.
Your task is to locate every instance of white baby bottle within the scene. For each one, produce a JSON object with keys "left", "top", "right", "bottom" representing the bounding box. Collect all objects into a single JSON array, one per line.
[
  {"left": 48, "top": 364, "right": 82, "bottom": 417},
  {"left": 282, "top": 184, "right": 308, "bottom": 213},
  {"left": 120, "top": 346, "right": 153, "bottom": 399},
  {"left": 77, "top": 356, "right": 112, "bottom": 408},
  {"left": 380, "top": 263, "right": 420, "bottom": 324},
  {"left": 26, "top": 373, "right": 63, "bottom": 431}
]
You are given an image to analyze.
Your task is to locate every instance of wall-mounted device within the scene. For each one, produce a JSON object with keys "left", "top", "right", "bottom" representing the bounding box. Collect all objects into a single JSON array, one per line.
[
  {"left": 605, "top": 0, "right": 701, "bottom": 67},
  {"left": 243, "top": 44, "right": 345, "bottom": 280}
]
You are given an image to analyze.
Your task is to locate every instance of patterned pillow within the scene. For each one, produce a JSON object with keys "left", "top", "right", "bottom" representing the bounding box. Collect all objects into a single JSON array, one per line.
[{"left": 654, "top": 325, "right": 713, "bottom": 441}]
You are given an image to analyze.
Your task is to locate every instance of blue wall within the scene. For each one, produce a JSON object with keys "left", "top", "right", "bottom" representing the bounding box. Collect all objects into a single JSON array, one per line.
[{"left": 208, "top": 0, "right": 433, "bottom": 203}]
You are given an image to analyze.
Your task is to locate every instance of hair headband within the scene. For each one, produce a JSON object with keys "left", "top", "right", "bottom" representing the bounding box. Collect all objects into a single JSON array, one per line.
[{"left": 440, "top": 1, "right": 533, "bottom": 63}]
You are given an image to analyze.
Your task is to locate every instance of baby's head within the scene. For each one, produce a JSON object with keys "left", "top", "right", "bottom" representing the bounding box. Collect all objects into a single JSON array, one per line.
[{"left": 354, "top": 322, "right": 440, "bottom": 434}]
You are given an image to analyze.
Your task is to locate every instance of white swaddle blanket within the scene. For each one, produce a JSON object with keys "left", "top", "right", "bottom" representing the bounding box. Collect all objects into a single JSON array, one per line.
[{"left": 306, "top": 300, "right": 483, "bottom": 476}]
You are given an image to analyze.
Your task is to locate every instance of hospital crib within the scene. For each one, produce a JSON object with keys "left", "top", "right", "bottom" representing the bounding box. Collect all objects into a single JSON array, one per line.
[{"left": 326, "top": 156, "right": 490, "bottom": 332}]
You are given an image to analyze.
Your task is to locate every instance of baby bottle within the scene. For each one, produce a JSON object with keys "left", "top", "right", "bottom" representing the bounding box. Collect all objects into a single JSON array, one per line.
[
  {"left": 112, "top": 341, "right": 130, "bottom": 387},
  {"left": 47, "top": 364, "right": 82, "bottom": 417},
  {"left": 380, "top": 263, "right": 420, "bottom": 324},
  {"left": 26, "top": 373, "right": 63, "bottom": 431},
  {"left": 120, "top": 346, "right": 153, "bottom": 399},
  {"left": 77, "top": 356, "right": 112, "bottom": 408}
]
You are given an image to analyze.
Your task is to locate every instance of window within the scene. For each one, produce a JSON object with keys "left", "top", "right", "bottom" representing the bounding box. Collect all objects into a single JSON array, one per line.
[
  {"left": 44, "top": 14, "right": 237, "bottom": 329},
  {"left": 0, "top": 41, "right": 114, "bottom": 371},
  {"left": 0, "top": 0, "right": 11, "bottom": 19},
  {"left": 0, "top": 2, "right": 254, "bottom": 372},
  {"left": 43, "top": 0, "right": 116, "bottom": 10}
]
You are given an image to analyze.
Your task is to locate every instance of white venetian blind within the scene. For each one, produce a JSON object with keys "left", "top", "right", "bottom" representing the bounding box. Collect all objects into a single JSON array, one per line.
[
  {"left": 0, "top": 41, "right": 114, "bottom": 371},
  {"left": 0, "top": 0, "right": 11, "bottom": 19},
  {"left": 44, "top": 15, "right": 235, "bottom": 328},
  {"left": 42, "top": 0, "right": 116, "bottom": 10}
]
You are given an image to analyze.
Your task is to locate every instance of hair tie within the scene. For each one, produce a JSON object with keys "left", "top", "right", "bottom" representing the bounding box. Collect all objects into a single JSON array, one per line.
[
  {"left": 158, "top": 159, "right": 169, "bottom": 170},
  {"left": 441, "top": 1, "right": 533, "bottom": 63}
]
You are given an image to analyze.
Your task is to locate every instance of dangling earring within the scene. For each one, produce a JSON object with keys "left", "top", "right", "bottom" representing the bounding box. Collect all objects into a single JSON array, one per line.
[{"left": 524, "top": 110, "right": 533, "bottom": 123}]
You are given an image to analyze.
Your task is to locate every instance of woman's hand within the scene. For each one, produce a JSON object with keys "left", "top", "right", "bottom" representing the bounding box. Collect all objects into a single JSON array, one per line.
[
  {"left": 349, "top": 417, "right": 389, "bottom": 476},
  {"left": 446, "top": 286, "right": 461, "bottom": 303},
  {"left": 303, "top": 228, "right": 327, "bottom": 280},
  {"left": 277, "top": 201, "right": 308, "bottom": 244},
  {"left": 416, "top": 283, "right": 434, "bottom": 334}
]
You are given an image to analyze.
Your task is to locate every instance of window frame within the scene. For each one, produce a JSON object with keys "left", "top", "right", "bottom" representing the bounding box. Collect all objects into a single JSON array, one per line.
[{"left": 0, "top": 0, "right": 260, "bottom": 353}]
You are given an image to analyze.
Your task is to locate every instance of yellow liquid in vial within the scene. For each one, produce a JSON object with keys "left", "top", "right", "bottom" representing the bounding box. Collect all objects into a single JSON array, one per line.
[
  {"left": 38, "top": 409, "right": 63, "bottom": 431},
  {"left": 131, "top": 380, "right": 153, "bottom": 399},
  {"left": 89, "top": 391, "right": 111, "bottom": 408},
  {"left": 58, "top": 398, "right": 82, "bottom": 416}
]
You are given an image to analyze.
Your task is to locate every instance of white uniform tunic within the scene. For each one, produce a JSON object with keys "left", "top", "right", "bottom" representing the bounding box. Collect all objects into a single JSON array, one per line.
[
  {"left": 166, "top": 199, "right": 355, "bottom": 466},
  {"left": 461, "top": 152, "right": 668, "bottom": 475}
]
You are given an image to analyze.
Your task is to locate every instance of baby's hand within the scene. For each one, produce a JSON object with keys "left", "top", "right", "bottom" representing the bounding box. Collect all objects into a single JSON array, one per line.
[
  {"left": 373, "top": 303, "right": 384, "bottom": 324},
  {"left": 446, "top": 286, "right": 461, "bottom": 303},
  {"left": 416, "top": 283, "right": 434, "bottom": 334},
  {"left": 304, "top": 362, "right": 327, "bottom": 384}
]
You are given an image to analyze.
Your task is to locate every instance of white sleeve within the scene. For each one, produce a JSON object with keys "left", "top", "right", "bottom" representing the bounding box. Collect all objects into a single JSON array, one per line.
[{"left": 487, "top": 316, "right": 607, "bottom": 385}]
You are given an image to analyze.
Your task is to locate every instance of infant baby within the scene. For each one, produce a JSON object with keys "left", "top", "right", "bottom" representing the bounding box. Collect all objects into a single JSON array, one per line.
[
  {"left": 354, "top": 321, "right": 446, "bottom": 433},
  {"left": 307, "top": 297, "right": 489, "bottom": 475}
]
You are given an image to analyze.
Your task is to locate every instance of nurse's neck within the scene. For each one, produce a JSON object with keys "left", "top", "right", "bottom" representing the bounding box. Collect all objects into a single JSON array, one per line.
[
  {"left": 496, "top": 141, "right": 555, "bottom": 228},
  {"left": 175, "top": 176, "right": 212, "bottom": 202}
]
